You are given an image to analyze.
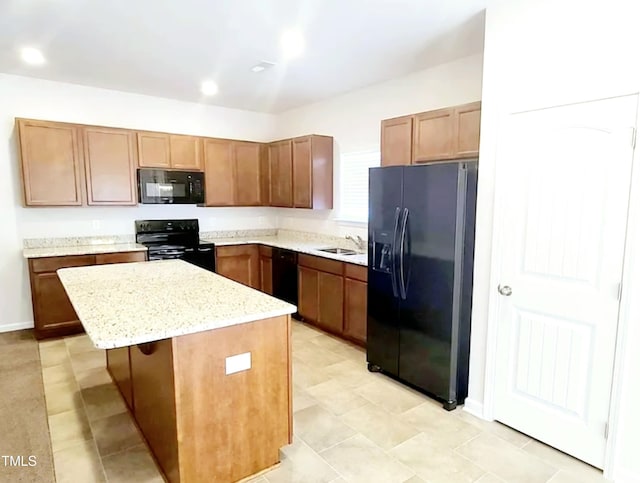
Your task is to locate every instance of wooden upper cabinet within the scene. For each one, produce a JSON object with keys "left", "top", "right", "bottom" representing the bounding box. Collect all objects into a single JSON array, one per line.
[
  {"left": 203, "top": 138, "right": 234, "bottom": 206},
  {"left": 260, "top": 144, "right": 271, "bottom": 206},
  {"left": 382, "top": 102, "right": 481, "bottom": 165},
  {"left": 82, "top": 127, "right": 137, "bottom": 205},
  {"left": 454, "top": 101, "right": 482, "bottom": 158},
  {"left": 169, "top": 135, "right": 202, "bottom": 170},
  {"left": 292, "top": 135, "right": 333, "bottom": 209},
  {"left": 381, "top": 116, "right": 413, "bottom": 167},
  {"left": 137, "top": 132, "right": 171, "bottom": 168},
  {"left": 234, "top": 142, "right": 262, "bottom": 206},
  {"left": 17, "top": 119, "right": 84, "bottom": 206},
  {"left": 413, "top": 108, "right": 455, "bottom": 163},
  {"left": 270, "top": 140, "right": 293, "bottom": 207},
  {"left": 292, "top": 136, "right": 312, "bottom": 208}
]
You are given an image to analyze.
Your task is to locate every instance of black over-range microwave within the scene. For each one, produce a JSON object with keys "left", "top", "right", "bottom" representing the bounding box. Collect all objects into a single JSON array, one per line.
[{"left": 137, "top": 169, "right": 205, "bottom": 204}]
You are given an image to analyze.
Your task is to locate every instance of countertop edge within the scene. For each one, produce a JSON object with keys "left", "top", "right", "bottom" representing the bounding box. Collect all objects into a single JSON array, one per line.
[{"left": 89, "top": 306, "right": 297, "bottom": 349}]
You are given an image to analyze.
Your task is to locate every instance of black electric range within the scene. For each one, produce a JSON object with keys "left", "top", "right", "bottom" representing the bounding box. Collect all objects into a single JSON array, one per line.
[{"left": 135, "top": 219, "right": 216, "bottom": 272}]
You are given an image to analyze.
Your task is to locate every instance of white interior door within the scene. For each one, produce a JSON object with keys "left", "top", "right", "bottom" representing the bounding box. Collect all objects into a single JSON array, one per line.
[{"left": 493, "top": 95, "right": 637, "bottom": 468}]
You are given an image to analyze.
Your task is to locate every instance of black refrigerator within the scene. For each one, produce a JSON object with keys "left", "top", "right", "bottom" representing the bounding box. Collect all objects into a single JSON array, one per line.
[{"left": 367, "top": 160, "right": 477, "bottom": 410}]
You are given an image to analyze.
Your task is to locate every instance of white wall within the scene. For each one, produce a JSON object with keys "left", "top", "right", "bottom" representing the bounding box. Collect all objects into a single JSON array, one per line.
[
  {"left": 273, "top": 53, "right": 484, "bottom": 239},
  {"left": 474, "top": 0, "right": 640, "bottom": 480},
  {"left": 0, "top": 74, "right": 278, "bottom": 331}
]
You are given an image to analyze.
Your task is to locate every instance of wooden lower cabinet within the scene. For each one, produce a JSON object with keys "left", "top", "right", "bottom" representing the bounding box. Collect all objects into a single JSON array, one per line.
[
  {"left": 215, "top": 245, "right": 260, "bottom": 289},
  {"left": 298, "top": 266, "right": 319, "bottom": 322},
  {"left": 107, "top": 316, "right": 292, "bottom": 483},
  {"left": 344, "top": 278, "right": 367, "bottom": 344},
  {"left": 28, "top": 251, "right": 147, "bottom": 339},
  {"left": 297, "top": 255, "right": 367, "bottom": 344},
  {"left": 260, "top": 246, "right": 273, "bottom": 295},
  {"left": 318, "top": 272, "right": 344, "bottom": 334},
  {"left": 95, "top": 251, "right": 146, "bottom": 264}
]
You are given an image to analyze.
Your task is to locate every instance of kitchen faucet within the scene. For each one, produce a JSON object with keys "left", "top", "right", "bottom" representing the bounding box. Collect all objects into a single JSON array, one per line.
[{"left": 345, "top": 235, "right": 366, "bottom": 251}]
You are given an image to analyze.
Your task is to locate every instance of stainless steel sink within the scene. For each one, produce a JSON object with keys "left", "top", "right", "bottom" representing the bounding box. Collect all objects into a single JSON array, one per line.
[{"left": 317, "top": 247, "right": 358, "bottom": 255}]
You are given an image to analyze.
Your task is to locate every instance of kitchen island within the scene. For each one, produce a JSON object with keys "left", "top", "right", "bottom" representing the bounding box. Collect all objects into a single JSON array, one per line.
[{"left": 57, "top": 259, "right": 297, "bottom": 483}]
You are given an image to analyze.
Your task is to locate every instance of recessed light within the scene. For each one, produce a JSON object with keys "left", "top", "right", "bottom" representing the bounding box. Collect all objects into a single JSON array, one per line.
[
  {"left": 200, "top": 80, "right": 219, "bottom": 96},
  {"left": 251, "top": 61, "right": 276, "bottom": 73},
  {"left": 20, "top": 47, "right": 45, "bottom": 66},
  {"left": 280, "top": 29, "right": 305, "bottom": 60}
]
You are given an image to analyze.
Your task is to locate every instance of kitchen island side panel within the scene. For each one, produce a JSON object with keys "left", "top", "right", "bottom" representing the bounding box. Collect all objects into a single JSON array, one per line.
[{"left": 172, "top": 315, "right": 292, "bottom": 483}]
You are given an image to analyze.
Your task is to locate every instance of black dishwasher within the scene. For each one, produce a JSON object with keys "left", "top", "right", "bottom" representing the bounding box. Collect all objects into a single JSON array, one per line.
[{"left": 272, "top": 248, "right": 298, "bottom": 311}]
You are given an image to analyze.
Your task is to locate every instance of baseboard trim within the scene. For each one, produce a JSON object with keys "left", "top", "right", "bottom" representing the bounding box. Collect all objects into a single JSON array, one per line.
[
  {"left": 463, "top": 398, "right": 490, "bottom": 420},
  {"left": 0, "top": 321, "right": 34, "bottom": 333}
]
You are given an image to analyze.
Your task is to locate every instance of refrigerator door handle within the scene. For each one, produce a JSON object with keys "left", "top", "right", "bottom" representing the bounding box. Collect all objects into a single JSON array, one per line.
[
  {"left": 399, "top": 207, "right": 409, "bottom": 300},
  {"left": 390, "top": 206, "right": 401, "bottom": 298}
]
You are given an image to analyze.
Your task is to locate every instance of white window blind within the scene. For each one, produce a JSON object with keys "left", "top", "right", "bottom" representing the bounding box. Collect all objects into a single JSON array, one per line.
[{"left": 338, "top": 150, "right": 380, "bottom": 223}]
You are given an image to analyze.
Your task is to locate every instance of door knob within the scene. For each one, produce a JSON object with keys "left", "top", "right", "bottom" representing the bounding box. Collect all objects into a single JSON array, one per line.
[{"left": 498, "top": 285, "right": 512, "bottom": 296}]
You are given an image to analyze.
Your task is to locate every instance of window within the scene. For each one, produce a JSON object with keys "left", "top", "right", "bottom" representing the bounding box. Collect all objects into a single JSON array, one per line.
[{"left": 337, "top": 150, "right": 380, "bottom": 223}]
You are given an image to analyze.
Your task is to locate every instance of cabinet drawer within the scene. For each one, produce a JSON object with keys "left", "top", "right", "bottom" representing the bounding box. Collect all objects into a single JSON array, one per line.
[
  {"left": 344, "top": 263, "right": 367, "bottom": 282},
  {"left": 95, "top": 251, "right": 147, "bottom": 265},
  {"left": 298, "top": 254, "right": 343, "bottom": 275},
  {"left": 30, "top": 255, "right": 96, "bottom": 273},
  {"left": 216, "top": 244, "right": 258, "bottom": 257},
  {"left": 259, "top": 245, "right": 272, "bottom": 257}
]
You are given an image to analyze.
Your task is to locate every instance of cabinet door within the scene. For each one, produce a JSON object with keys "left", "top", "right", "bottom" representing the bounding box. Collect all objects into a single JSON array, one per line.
[
  {"left": 17, "top": 119, "right": 84, "bottom": 206},
  {"left": 298, "top": 266, "right": 319, "bottom": 323},
  {"left": 260, "top": 144, "right": 271, "bottom": 206},
  {"left": 234, "top": 142, "right": 262, "bottom": 206},
  {"left": 270, "top": 141, "right": 293, "bottom": 207},
  {"left": 215, "top": 245, "right": 260, "bottom": 288},
  {"left": 381, "top": 116, "right": 413, "bottom": 167},
  {"left": 344, "top": 278, "right": 367, "bottom": 344},
  {"left": 170, "top": 135, "right": 202, "bottom": 170},
  {"left": 292, "top": 136, "right": 312, "bottom": 208},
  {"left": 203, "top": 138, "right": 235, "bottom": 206},
  {"left": 137, "top": 132, "right": 171, "bottom": 168},
  {"left": 83, "top": 127, "right": 137, "bottom": 205},
  {"left": 413, "top": 108, "right": 455, "bottom": 163},
  {"left": 260, "top": 256, "right": 273, "bottom": 294},
  {"left": 31, "top": 272, "right": 83, "bottom": 338},
  {"left": 318, "top": 272, "right": 344, "bottom": 334},
  {"left": 454, "top": 101, "right": 481, "bottom": 158}
]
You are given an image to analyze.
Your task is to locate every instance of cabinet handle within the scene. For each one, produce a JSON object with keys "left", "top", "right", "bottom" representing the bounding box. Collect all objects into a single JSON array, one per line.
[{"left": 137, "top": 342, "right": 156, "bottom": 355}]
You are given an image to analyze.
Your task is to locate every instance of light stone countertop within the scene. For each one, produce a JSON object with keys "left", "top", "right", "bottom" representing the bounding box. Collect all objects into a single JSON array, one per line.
[
  {"left": 23, "top": 242, "right": 148, "bottom": 259},
  {"left": 206, "top": 236, "right": 368, "bottom": 266},
  {"left": 21, "top": 232, "right": 368, "bottom": 266},
  {"left": 57, "top": 259, "right": 297, "bottom": 349}
]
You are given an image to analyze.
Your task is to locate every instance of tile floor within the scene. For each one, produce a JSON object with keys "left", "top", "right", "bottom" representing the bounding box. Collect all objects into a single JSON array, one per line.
[{"left": 38, "top": 321, "right": 607, "bottom": 483}]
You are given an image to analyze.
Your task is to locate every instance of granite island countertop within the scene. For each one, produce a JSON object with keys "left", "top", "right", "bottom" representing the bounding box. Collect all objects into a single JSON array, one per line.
[{"left": 57, "top": 259, "right": 297, "bottom": 349}]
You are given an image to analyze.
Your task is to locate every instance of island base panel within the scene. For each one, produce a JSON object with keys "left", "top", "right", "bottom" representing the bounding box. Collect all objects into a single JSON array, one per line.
[
  {"left": 173, "top": 315, "right": 292, "bottom": 482},
  {"left": 106, "top": 314, "right": 292, "bottom": 483}
]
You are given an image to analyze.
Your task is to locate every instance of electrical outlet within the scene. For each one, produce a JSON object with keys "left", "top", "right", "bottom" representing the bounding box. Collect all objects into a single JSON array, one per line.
[
  {"left": 225, "top": 352, "right": 251, "bottom": 375},
  {"left": 92, "top": 220, "right": 101, "bottom": 230}
]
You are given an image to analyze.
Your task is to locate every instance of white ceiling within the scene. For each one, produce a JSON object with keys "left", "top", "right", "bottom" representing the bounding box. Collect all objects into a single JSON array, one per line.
[{"left": 0, "top": 0, "right": 487, "bottom": 113}]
